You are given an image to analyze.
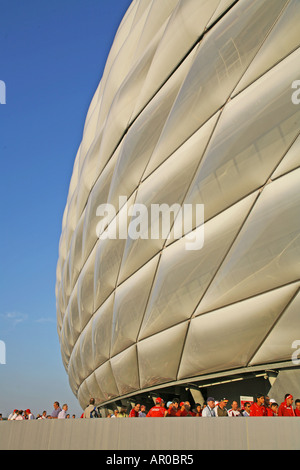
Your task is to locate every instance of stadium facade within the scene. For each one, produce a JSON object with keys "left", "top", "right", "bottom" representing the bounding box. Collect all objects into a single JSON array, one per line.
[{"left": 56, "top": 0, "right": 300, "bottom": 412}]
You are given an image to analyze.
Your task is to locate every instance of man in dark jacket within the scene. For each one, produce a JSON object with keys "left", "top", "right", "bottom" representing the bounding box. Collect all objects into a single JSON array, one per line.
[{"left": 215, "top": 398, "right": 229, "bottom": 417}]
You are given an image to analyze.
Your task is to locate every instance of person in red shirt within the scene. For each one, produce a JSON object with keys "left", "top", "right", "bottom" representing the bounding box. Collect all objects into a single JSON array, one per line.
[
  {"left": 129, "top": 403, "right": 140, "bottom": 417},
  {"left": 278, "top": 394, "right": 295, "bottom": 416},
  {"left": 264, "top": 396, "right": 274, "bottom": 417},
  {"left": 250, "top": 394, "right": 268, "bottom": 416},
  {"left": 270, "top": 402, "right": 278, "bottom": 416},
  {"left": 176, "top": 402, "right": 186, "bottom": 416},
  {"left": 166, "top": 399, "right": 180, "bottom": 417},
  {"left": 183, "top": 401, "right": 196, "bottom": 417},
  {"left": 177, "top": 401, "right": 195, "bottom": 417},
  {"left": 146, "top": 398, "right": 166, "bottom": 417},
  {"left": 294, "top": 399, "right": 300, "bottom": 417}
]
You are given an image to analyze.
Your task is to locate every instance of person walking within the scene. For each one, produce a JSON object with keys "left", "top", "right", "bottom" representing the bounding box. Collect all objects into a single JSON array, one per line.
[
  {"left": 241, "top": 402, "right": 251, "bottom": 417},
  {"left": 51, "top": 401, "right": 62, "bottom": 419},
  {"left": 117, "top": 406, "right": 127, "bottom": 418},
  {"left": 129, "top": 404, "right": 140, "bottom": 417},
  {"left": 39, "top": 411, "right": 47, "bottom": 420},
  {"left": 215, "top": 398, "right": 229, "bottom": 417},
  {"left": 228, "top": 400, "right": 242, "bottom": 417},
  {"left": 202, "top": 398, "right": 216, "bottom": 417},
  {"left": 15, "top": 410, "right": 24, "bottom": 420},
  {"left": 111, "top": 409, "right": 119, "bottom": 418},
  {"left": 58, "top": 404, "right": 68, "bottom": 419},
  {"left": 146, "top": 397, "right": 166, "bottom": 417},
  {"left": 25, "top": 409, "right": 35, "bottom": 420},
  {"left": 179, "top": 401, "right": 195, "bottom": 417},
  {"left": 294, "top": 399, "right": 300, "bottom": 417},
  {"left": 270, "top": 402, "right": 279, "bottom": 416},
  {"left": 166, "top": 399, "right": 180, "bottom": 417},
  {"left": 278, "top": 394, "right": 295, "bottom": 416},
  {"left": 250, "top": 394, "right": 267, "bottom": 416},
  {"left": 194, "top": 403, "right": 202, "bottom": 417},
  {"left": 83, "top": 398, "right": 99, "bottom": 418},
  {"left": 138, "top": 405, "right": 147, "bottom": 417},
  {"left": 8, "top": 410, "right": 18, "bottom": 420}
]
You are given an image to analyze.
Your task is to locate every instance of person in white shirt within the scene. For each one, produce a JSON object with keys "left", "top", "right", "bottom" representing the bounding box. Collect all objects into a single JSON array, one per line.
[
  {"left": 202, "top": 397, "right": 216, "bottom": 417},
  {"left": 58, "top": 403, "right": 68, "bottom": 419},
  {"left": 15, "top": 410, "right": 24, "bottom": 420},
  {"left": 8, "top": 410, "right": 18, "bottom": 420},
  {"left": 228, "top": 401, "right": 242, "bottom": 416}
]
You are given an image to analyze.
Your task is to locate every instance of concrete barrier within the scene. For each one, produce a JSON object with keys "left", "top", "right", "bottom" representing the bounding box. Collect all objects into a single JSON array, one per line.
[{"left": 1, "top": 417, "right": 299, "bottom": 450}]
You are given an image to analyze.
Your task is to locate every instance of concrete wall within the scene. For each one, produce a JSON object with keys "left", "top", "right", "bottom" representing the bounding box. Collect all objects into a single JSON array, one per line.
[{"left": 1, "top": 417, "right": 299, "bottom": 450}]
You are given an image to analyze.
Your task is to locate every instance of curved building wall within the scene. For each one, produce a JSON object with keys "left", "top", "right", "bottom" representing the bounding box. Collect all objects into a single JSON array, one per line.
[{"left": 56, "top": 0, "right": 300, "bottom": 410}]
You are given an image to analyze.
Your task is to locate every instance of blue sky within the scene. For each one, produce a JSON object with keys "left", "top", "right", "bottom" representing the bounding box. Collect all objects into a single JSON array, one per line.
[{"left": 0, "top": 0, "right": 131, "bottom": 418}]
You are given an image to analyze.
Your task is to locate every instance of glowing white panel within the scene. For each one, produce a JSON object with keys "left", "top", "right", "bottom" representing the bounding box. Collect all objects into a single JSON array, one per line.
[
  {"left": 132, "top": 0, "right": 221, "bottom": 116},
  {"left": 111, "top": 256, "right": 159, "bottom": 356},
  {"left": 138, "top": 322, "right": 188, "bottom": 389},
  {"left": 111, "top": 345, "right": 140, "bottom": 396},
  {"left": 143, "top": 0, "right": 288, "bottom": 178},
  {"left": 77, "top": 380, "right": 91, "bottom": 410},
  {"left": 117, "top": 113, "right": 219, "bottom": 283},
  {"left": 197, "top": 169, "right": 300, "bottom": 314},
  {"left": 178, "top": 283, "right": 299, "bottom": 379},
  {"left": 182, "top": 48, "right": 300, "bottom": 225},
  {"left": 84, "top": 372, "right": 106, "bottom": 405},
  {"left": 91, "top": 294, "right": 114, "bottom": 370},
  {"left": 249, "top": 287, "right": 300, "bottom": 366},
  {"left": 271, "top": 134, "right": 300, "bottom": 180},
  {"left": 233, "top": 0, "right": 300, "bottom": 96},
  {"left": 138, "top": 192, "right": 258, "bottom": 340},
  {"left": 94, "top": 361, "right": 119, "bottom": 402}
]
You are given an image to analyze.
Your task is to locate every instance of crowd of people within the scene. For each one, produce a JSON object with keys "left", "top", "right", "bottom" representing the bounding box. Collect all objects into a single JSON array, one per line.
[
  {"left": 105, "top": 393, "right": 300, "bottom": 418},
  {"left": 5, "top": 402, "right": 77, "bottom": 420},
  {"left": 3, "top": 393, "right": 300, "bottom": 421}
]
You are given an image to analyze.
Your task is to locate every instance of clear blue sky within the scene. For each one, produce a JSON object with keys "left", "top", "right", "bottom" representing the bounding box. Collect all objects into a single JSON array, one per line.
[{"left": 0, "top": 0, "right": 131, "bottom": 418}]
